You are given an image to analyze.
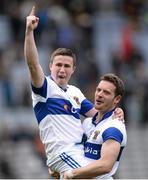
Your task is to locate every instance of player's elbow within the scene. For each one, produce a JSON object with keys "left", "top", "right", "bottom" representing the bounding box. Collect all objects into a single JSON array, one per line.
[
  {"left": 97, "top": 161, "right": 113, "bottom": 175},
  {"left": 103, "top": 165, "right": 112, "bottom": 174}
]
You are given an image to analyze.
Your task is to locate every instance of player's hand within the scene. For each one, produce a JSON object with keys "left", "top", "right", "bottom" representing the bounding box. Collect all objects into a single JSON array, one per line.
[
  {"left": 26, "top": 6, "right": 39, "bottom": 32},
  {"left": 113, "top": 107, "right": 125, "bottom": 123},
  {"left": 63, "top": 170, "right": 74, "bottom": 179},
  {"left": 48, "top": 168, "right": 60, "bottom": 179}
]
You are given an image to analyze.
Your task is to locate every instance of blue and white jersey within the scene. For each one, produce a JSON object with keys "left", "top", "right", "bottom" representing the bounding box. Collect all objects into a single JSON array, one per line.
[
  {"left": 82, "top": 110, "right": 127, "bottom": 179},
  {"left": 31, "top": 76, "right": 94, "bottom": 166}
]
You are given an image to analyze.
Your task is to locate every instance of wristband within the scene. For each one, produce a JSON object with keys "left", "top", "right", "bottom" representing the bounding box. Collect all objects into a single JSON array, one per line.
[{"left": 66, "top": 169, "right": 74, "bottom": 179}]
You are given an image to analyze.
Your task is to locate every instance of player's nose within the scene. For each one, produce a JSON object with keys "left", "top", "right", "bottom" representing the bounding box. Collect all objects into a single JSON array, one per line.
[{"left": 59, "top": 65, "right": 65, "bottom": 72}]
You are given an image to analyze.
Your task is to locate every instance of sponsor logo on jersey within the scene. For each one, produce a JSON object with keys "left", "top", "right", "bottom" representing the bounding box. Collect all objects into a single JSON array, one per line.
[
  {"left": 71, "top": 107, "right": 77, "bottom": 113},
  {"left": 64, "top": 104, "right": 69, "bottom": 111},
  {"left": 64, "top": 104, "right": 78, "bottom": 115},
  {"left": 85, "top": 146, "right": 98, "bottom": 155},
  {"left": 84, "top": 142, "right": 101, "bottom": 159}
]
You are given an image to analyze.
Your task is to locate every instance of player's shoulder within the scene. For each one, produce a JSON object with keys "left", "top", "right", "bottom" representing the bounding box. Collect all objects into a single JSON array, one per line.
[
  {"left": 68, "top": 84, "right": 84, "bottom": 95},
  {"left": 82, "top": 117, "right": 93, "bottom": 128},
  {"left": 109, "top": 118, "right": 127, "bottom": 144},
  {"left": 82, "top": 117, "right": 94, "bottom": 135},
  {"left": 83, "top": 117, "right": 92, "bottom": 123},
  {"left": 68, "top": 84, "right": 81, "bottom": 91},
  {"left": 45, "top": 76, "right": 53, "bottom": 84},
  {"left": 108, "top": 117, "right": 126, "bottom": 131},
  {"left": 45, "top": 76, "right": 58, "bottom": 90},
  {"left": 104, "top": 118, "right": 127, "bottom": 142}
]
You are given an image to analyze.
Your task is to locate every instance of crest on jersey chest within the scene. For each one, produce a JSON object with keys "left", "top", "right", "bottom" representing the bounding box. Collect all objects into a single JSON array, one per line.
[
  {"left": 73, "top": 96, "right": 80, "bottom": 105},
  {"left": 92, "top": 130, "right": 100, "bottom": 140}
]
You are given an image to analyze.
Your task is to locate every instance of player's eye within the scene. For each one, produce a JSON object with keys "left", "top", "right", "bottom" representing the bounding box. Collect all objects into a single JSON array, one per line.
[
  {"left": 64, "top": 64, "right": 71, "bottom": 68},
  {"left": 56, "top": 63, "right": 62, "bottom": 67}
]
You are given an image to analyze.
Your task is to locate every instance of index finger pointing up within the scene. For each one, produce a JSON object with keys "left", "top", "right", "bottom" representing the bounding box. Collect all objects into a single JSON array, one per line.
[{"left": 29, "top": 6, "right": 35, "bottom": 16}]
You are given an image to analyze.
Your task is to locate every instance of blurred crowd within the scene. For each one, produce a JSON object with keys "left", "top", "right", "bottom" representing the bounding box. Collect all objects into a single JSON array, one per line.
[{"left": 1, "top": 0, "right": 148, "bottom": 178}]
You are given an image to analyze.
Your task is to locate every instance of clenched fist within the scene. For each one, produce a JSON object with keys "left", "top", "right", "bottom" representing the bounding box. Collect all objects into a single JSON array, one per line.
[{"left": 26, "top": 6, "right": 39, "bottom": 32}]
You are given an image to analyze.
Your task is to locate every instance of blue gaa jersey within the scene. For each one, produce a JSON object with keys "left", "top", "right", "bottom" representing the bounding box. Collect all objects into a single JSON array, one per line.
[
  {"left": 82, "top": 110, "right": 127, "bottom": 179},
  {"left": 31, "top": 76, "right": 94, "bottom": 166}
]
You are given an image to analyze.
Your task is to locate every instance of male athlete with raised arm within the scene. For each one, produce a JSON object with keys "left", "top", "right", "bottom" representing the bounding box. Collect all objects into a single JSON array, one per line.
[{"left": 24, "top": 6, "right": 124, "bottom": 177}]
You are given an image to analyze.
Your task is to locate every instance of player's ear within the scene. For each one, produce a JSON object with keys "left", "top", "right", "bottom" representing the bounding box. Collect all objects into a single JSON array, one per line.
[
  {"left": 72, "top": 65, "right": 76, "bottom": 73},
  {"left": 49, "top": 63, "right": 52, "bottom": 71},
  {"left": 114, "top": 95, "right": 121, "bottom": 105}
]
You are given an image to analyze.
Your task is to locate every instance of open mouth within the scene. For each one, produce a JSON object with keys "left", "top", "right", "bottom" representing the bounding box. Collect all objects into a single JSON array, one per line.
[
  {"left": 96, "top": 99, "right": 103, "bottom": 105},
  {"left": 58, "top": 75, "right": 65, "bottom": 79}
]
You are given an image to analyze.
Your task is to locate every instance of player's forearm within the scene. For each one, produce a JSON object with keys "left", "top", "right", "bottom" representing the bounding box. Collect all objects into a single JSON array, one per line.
[
  {"left": 85, "top": 107, "right": 97, "bottom": 117},
  {"left": 24, "top": 29, "right": 40, "bottom": 68},
  {"left": 24, "top": 29, "right": 44, "bottom": 86},
  {"left": 67, "top": 160, "right": 111, "bottom": 179}
]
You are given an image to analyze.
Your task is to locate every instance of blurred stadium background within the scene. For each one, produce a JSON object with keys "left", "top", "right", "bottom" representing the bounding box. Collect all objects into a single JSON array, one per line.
[{"left": 0, "top": 0, "right": 148, "bottom": 178}]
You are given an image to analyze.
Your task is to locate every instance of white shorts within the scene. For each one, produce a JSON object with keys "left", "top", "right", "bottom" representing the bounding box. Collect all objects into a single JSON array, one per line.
[
  {"left": 47, "top": 144, "right": 114, "bottom": 179},
  {"left": 47, "top": 144, "right": 91, "bottom": 173}
]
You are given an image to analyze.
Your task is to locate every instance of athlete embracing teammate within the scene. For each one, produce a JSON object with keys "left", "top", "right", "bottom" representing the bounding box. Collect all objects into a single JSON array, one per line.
[{"left": 24, "top": 6, "right": 126, "bottom": 179}]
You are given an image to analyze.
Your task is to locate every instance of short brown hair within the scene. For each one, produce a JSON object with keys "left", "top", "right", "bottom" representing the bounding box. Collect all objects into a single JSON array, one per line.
[
  {"left": 100, "top": 73, "right": 125, "bottom": 97},
  {"left": 50, "top": 48, "right": 76, "bottom": 66}
]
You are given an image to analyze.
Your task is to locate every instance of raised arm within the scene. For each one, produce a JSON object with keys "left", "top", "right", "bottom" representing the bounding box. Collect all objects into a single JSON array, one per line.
[{"left": 24, "top": 6, "right": 44, "bottom": 87}]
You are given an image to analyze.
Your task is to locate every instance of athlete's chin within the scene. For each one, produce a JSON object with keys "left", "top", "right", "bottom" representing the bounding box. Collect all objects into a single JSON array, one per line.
[
  {"left": 58, "top": 79, "right": 67, "bottom": 87},
  {"left": 94, "top": 104, "right": 104, "bottom": 111}
]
